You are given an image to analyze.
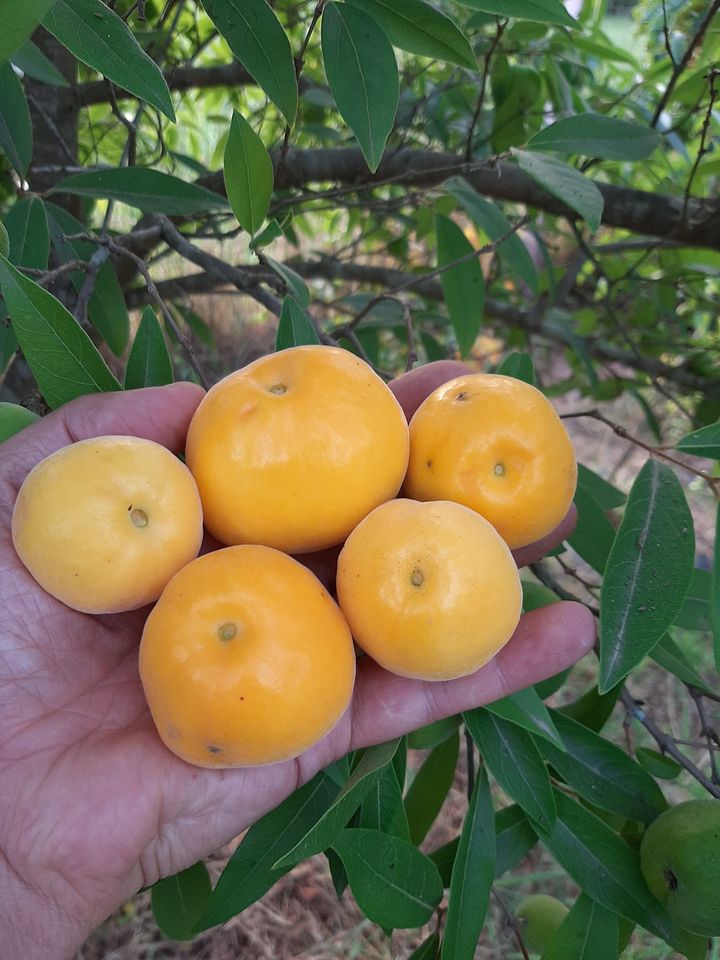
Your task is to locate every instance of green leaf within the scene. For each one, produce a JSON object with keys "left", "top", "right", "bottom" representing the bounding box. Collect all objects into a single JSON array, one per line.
[
  {"left": 331, "top": 828, "right": 443, "bottom": 929},
  {"left": 408, "top": 715, "right": 461, "bottom": 750},
  {"left": 521, "top": 580, "right": 560, "bottom": 613},
  {"left": 513, "top": 150, "right": 604, "bottom": 232},
  {"left": 409, "top": 933, "right": 441, "bottom": 960},
  {"left": 0, "top": 62, "right": 32, "bottom": 175},
  {"left": 465, "top": 709, "right": 556, "bottom": 830},
  {"left": 676, "top": 421, "right": 720, "bottom": 460},
  {"left": 485, "top": 686, "right": 565, "bottom": 750},
  {"left": 404, "top": 728, "right": 459, "bottom": 845},
  {"left": 528, "top": 115, "right": 661, "bottom": 160},
  {"left": 359, "top": 764, "right": 410, "bottom": 840},
  {"left": 537, "top": 790, "right": 703, "bottom": 955},
  {"left": 567, "top": 483, "right": 616, "bottom": 574},
  {"left": 435, "top": 214, "right": 484, "bottom": 357},
  {"left": 599, "top": 461, "right": 695, "bottom": 692},
  {"left": 0, "top": 401, "right": 39, "bottom": 444},
  {"left": 11, "top": 40, "right": 71, "bottom": 87},
  {"left": 0, "top": 0, "right": 56, "bottom": 65},
  {"left": 264, "top": 256, "right": 311, "bottom": 308},
  {"left": 650, "top": 633, "right": 715, "bottom": 697},
  {"left": 538, "top": 710, "right": 667, "bottom": 824},
  {"left": 273, "top": 740, "right": 400, "bottom": 869},
  {"left": 674, "top": 567, "right": 713, "bottom": 632},
  {"left": 558, "top": 683, "right": 623, "bottom": 733},
  {"left": 43, "top": 0, "right": 175, "bottom": 121},
  {"left": 275, "top": 297, "right": 319, "bottom": 351},
  {"left": 577, "top": 463, "right": 626, "bottom": 510},
  {"left": 635, "top": 747, "right": 682, "bottom": 781},
  {"left": 224, "top": 111, "right": 273, "bottom": 235},
  {"left": 151, "top": 863, "right": 211, "bottom": 941},
  {"left": 540, "top": 893, "right": 619, "bottom": 960},
  {"left": 345, "top": 0, "right": 477, "bottom": 70},
  {"left": 441, "top": 769, "right": 494, "bottom": 960},
  {"left": 124, "top": 308, "right": 173, "bottom": 389},
  {"left": 53, "top": 168, "right": 228, "bottom": 216},
  {"left": 0, "top": 255, "right": 120, "bottom": 408},
  {"left": 200, "top": 0, "right": 297, "bottom": 125},
  {"left": 456, "top": 0, "right": 576, "bottom": 27},
  {"left": 322, "top": 3, "right": 398, "bottom": 173},
  {"left": 4, "top": 197, "right": 50, "bottom": 270},
  {"left": 194, "top": 773, "right": 340, "bottom": 930},
  {"left": 496, "top": 351, "right": 536, "bottom": 384}
]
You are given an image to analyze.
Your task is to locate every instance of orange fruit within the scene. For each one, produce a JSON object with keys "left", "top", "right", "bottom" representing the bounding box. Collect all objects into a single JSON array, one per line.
[
  {"left": 404, "top": 374, "right": 577, "bottom": 549},
  {"left": 12, "top": 436, "right": 203, "bottom": 614},
  {"left": 185, "top": 345, "right": 410, "bottom": 553},
  {"left": 139, "top": 545, "right": 356, "bottom": 767},
  {"left": 336, "top": 498, "right": 522, "bottom": 681}
]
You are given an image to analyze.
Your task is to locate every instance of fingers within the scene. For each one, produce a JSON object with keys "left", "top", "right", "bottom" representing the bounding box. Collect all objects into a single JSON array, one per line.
[
  {"left": 0, "top": 383, "right": 205, "bottom": 491},
  {"left": 349, "top": 601, "right": 595, "bottom": 750},
  {"left": 511, "top": 504, "right": 577, "bottom": 568},
  {"left": 389, "top": 360, "right": 471, "bottom": 421}
]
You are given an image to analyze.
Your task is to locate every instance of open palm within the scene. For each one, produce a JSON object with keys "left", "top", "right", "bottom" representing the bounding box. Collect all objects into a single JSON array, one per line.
[{"left": 0, "top": 378, "right": 594, "bottom": 960}]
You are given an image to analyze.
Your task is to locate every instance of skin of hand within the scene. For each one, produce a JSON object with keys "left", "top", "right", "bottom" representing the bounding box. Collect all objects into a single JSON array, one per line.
[{"left": 0, "top": 365, "right": 595, "bottom": 960}]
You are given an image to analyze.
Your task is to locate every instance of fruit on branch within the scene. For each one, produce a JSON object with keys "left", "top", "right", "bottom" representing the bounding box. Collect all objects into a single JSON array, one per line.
[{"left": 515, "top": 894, "right": 569, "bottom": 954}]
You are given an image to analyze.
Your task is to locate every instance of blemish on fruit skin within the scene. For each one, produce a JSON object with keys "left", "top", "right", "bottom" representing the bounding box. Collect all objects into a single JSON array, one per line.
[
  {"left": 268, "top": 383, "right": 287, "bottom": 395},
  {"left": 207, "top": 745, "right": 222, "bottom": 755},
  {"left": 426, "top": 459, "right": 433, "bottom": 470},
  {"left": 456, "top": 391, "right": 469, "bottom": 401},
  {"left": 218, "top": 622, "right": 237, "bottom": 642}
]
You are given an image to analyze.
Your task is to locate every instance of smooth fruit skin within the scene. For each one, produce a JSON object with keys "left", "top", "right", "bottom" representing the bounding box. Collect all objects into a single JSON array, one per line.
[
  {"left": 516, "top": 895, "right": 569, "bottom": 954},
  {"left": 185, "top": 345, "right": 410, "bottom": 553},
  {"left": 640, "top": 798, "right": 720, "bottom": 937},
  {"left": 139, "top": 545, "right": 356, "bottom": 768},
  {"left": 404, "top": 374, "right": 577, "bottom": 549},
  {"left": 12, "top": 436, "right": 203, "bottom": 614},
  {"left": 336, "top": 498, "right": 522, "bottom": 681}
]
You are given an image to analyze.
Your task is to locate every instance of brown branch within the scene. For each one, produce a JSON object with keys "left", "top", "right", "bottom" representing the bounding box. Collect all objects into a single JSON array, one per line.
[
  {"left": 683, "top": 68, "right": 719, "bottom": 220},
  {"left": 465, "top": 19, "right": 506, "bottom": 162}
]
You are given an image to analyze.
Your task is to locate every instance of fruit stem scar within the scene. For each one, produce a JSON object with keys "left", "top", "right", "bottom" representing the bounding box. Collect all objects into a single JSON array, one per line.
[
  {"left": 494, "top": 462, "right": 506, "bottom": 477},
  {"left": 129, "top": 507, "right": 148, "bottom": 528},
  {"left": 218, "top": 622, "right": 238, "bottom": 642},
  {"left": 410, "top": 567, "right": 424, "bottom": 587},
  {"left": 268, "top": 383, "right": 287, "bottom": 395}
]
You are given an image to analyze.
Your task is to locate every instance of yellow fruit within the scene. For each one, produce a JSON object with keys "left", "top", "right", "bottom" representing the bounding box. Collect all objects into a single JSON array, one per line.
[
  {"left": 12, "top": 436, "right": 203, "bottom": 614},
  {"left": 404, "top": 374, "right": 577, "bottom": 549},
  {"left": 185, "top": 345, "right": 410, "bottom": 553},
  {"left": 139, "top": 545, "right": 356, "bottom": 767},
  {"left": 336, "top": 498, "right": 522, "bottom": 681}
]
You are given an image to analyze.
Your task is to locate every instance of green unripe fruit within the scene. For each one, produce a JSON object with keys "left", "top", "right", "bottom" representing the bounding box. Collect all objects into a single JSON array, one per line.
[
  {"left": 0, "top": 221, "right": 9, "bottom": 259},
  {"left": 0, "top": 402, "right": 40, "bottom": 444},
  {"left": 640, "top": 799, "right": 720, "bottom": 937},
  {"left": 516, "top": 894, "right": 569, "bottom": 954}
]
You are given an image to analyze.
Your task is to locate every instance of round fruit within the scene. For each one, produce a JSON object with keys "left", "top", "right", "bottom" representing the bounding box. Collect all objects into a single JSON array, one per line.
[
  {"left": 640, "top": 798, "right": 720, "bottom": 937},
  {"left": 139, "top": 545, "right": 356, "bottom": 767},
  {"left": 336, "top": 498, "right": 522, "bottom": 681},
  {"left": 186, "top": 345, "right": 410, "bottom": 553},
  {"left": 12, "top": 436, "right": 203, "bottom": 614},
  {"left": 516, "top": 895, "right": 569, "bottom": 955},
  {"left": 404, "top": 374, "right": 577, "bottom": 549}
]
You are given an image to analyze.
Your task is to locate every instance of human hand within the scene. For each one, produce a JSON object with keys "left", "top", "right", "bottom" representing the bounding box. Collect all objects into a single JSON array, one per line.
[{"left": 0, "top": 371, "right": 594, "bottom": 960}]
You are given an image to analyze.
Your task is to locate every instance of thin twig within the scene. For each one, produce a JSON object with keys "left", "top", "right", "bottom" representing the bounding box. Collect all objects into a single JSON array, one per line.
[
  {"left": 278, "top": 0, "right": 326, "bottom": 173},
  {"left": 465, "top": 19, "right": 506, "bottom": 162},
  {"left": 688, "top": 687, "right": 720, "bottom": 785},
  {"left": 74, "top": 247, "right": 110, "bottom": 325},
  {"left": 682, "top": 69, "right": 719, "bottom": 220},
  {"left": 493, "top": 889, "right": 531, "bottom": 960}
]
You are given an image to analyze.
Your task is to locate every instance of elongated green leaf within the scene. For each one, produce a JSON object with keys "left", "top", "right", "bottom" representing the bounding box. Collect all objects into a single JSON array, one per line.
[
  {"left": 446, "top": 180, "right": 538, "bottom": 293},
  {"left": 676, "top": 421, "right": 720, "bottom": 460},
  {"left": 53, "top": 168, "right": 227, "bottom": 216},
  {"left": 513, "top": 150, "right": 603, "bottom": 232},
  {"left": 577, "top": 463, "right": 626, "bottom": 510},
  {"left": 465, "top": 709, "right": 556, "bottom": 829},
  {"left": 322, "top": 3, "right": 398, "bottom": 172},
  {"left": 410, "top": 933, "right": 441, "bottom": 960},
  {"left": 200, "top": 0, "right": 297, "bottom": 124},
  {"left": 224, "top": 111, "right": 273, "bottom": 235},
  {"left": 359, "top": 764, "right": 410, "bottom": 839},
  {"left": 124, "top": 308, "right": 173, "bottom": 389},
  {"left": 345, "top": 0, "right": 476, "bottom": 70},
  {"left": 541, "top": 893, "right": 618, "bottom": 960},
  {"left": 521, "top": 580, "right": 560, "bottom": 612},
  {"left": 0, "top": 62, "right": 32, "bottom": 175},
  {"left": 331, "top": 828, "right": 443, "bottom": 928},
  {"left": 264, "top": 257, "right": 310, "bottom": 308},
  {"left": 274, "top": 739, "right": 400, "bottom": 869},
  {"left": 435, "top": 214, "right": 484, "bottom": 357},
  {"left": 528, "top": 115, "right": 661, "bottom": 161},
  {"left": 4, "top": 197, "right": 49, "bottom": 270},
  {"left": 567, "top": 484, "right": 616, "bottom": 574},
  {"left": 497, "top": 351, "right": 536, "bottom": 384},
  {"left": 152, "top": 863, "right": 211, "bottom": 941},
  {"left": 674, "top": 567, "right": 713, "bottom": 632},
  {"left": 484, "top": 686, "right": 564, "bottom": 750},
  {"left": 0, "top": 255, "right": 120, "bottom": 408},
  {"left": 537, "top": 791, "right": 704, "bottom": 955},
  {"left": 194, "top": 773, "right": 340, "bottom": 930},
  {"left": 538, "top": 710, "right": 667, "bottom": 824},
  {"left": 408, "top": 715, "right": 461, "bottom": 750},
  {"left": 11, "top": 40, "right": 70, "bottom": 87},
  {"left": 650, "top": 633, "right": 715, "bottom": 696},
  {"left": 275, "top": 297, "right": 319, "bottom": 351},
  {"left": 635, "top": 747, "right": 682, "bottom": 781},
  {"left": 456, "top": 0, "right": 576, "bottom": 27},
  {"left": 599, "top": 460, "right": 695, "bottom": 692},
  {"left": 43, "top": 0, "right": 175, "bottom": 121},
  {"left": 0, "top": 401, "right": 39, "bottom": 443},
  {"left": 405, "top": 728, "right": 459, "bottom": 845},
  {"left": 559, "top": 682, "right": 623, "bottom": 733},
  {"left": 0, "top": 0, "right": 56, "bottom": 65},
  {"left": 441, "top": 770, "right": 494, "bottom": 960}
]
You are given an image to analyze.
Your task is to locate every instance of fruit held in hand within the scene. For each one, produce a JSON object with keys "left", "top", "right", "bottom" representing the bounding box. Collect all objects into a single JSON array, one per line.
[
  {"left": 139, "top": 545, "right": 356, "bottom": 767},
  {"left": 404, "top": 374, "right": 577, "bottom": 549},
  {"left": 515, "top": 894, "right": 569, "bottom": 954},
  {"left": 12, "top": 436, "right": 203, "bottom": 613},
  {"left": 640, "top": 798, "right": 720, "bottom": 936},
  {"left": 186, "top": 345, "right": 409, "bottom": 553},
  {"left": 336, "top": 498, "right": 522, "bottom": 681}
]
